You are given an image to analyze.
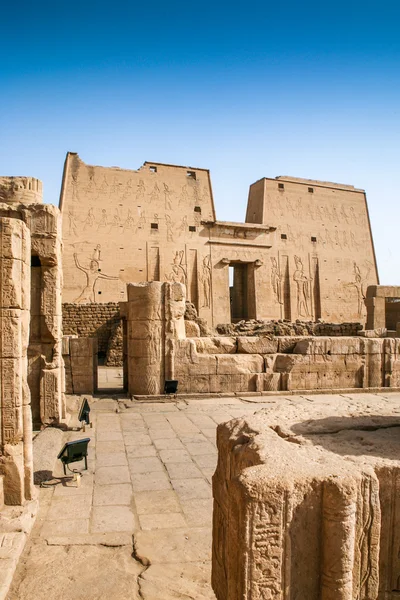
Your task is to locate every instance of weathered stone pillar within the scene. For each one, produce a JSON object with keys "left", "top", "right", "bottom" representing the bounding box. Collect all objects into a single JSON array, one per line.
[
  {"left": 0, "top": 218, "right": 34, "bottom": 504},
  {"left": 127, "top": 282, "right": 164, "bottom": 395},
  {"left": 213, "top": 412, "right": 381, "bottom": 600},
  {"left": 125, "top": 282, "right": 186, "bottom": 395}
]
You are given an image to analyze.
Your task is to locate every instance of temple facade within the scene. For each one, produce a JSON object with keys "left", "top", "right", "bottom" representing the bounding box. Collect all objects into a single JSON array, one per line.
[{"left": 59, "top": 153, "right": 378, "bottom": 325}]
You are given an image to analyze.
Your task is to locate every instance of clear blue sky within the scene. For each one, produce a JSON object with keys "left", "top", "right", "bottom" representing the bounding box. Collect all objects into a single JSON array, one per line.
[{"left": 1, "top": 0, "right": 399, "bottom": 283}]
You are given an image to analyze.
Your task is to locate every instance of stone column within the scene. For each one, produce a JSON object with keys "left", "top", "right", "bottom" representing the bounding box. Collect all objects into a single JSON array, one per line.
[
  {"left": 213, "top": 413, "right": 380, "bottom": 600},
  {"left": 126, "top": 282, "right": 186, "bottom": 395},
  {"left": 0, "top": 217, "right": 34, "bottom": 504},
  {"left": 127, "top": 282, "right": 164, "bottom": 395}
]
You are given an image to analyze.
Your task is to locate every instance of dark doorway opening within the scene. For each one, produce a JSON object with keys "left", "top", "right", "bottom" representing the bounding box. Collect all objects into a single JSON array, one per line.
[{"left": 229, "top": 262, "right": 256, "bottom": 322}]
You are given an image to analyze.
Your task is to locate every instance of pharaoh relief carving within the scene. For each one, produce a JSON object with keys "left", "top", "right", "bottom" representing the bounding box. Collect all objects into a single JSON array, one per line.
[
  {"left": 345, "top": 261, "right": 372, "bottom": 317},
  {"left": 200, "top": 255, "right": 211, "bottom": 308},
  {"left": 293, "top": 255, "right": 312, "bottom": 317},
  {"left": 270, "top": 257, "right": 283, "bottom": 305},
  {"left": 73, "top": 245, "right": 119, "bottom": 303},
  {"left": 165, "top": 251, "right": 187, "bottom": 286}
]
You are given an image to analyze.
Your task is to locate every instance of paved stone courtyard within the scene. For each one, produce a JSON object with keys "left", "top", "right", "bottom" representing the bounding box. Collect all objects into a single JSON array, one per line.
[{"left": 7, "top": 390, "right": 400, "bottom": 599}]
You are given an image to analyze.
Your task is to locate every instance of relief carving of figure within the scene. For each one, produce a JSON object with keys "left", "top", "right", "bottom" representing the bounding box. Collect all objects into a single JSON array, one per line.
[
  {"left": 85, "top": 173, "right": 96, "bottom": 194},
  {"left": 68, "top": 210, "right": 78, "bottom": 236},
  {"left": 164, "top": 183, "right": 173, "bottom": 210},
  {"left": 177, "top": 216, "right": 188, "bottom": 236},
  {"left": 270, "top": 257, "right": 283, "bottom": 305},
  {"left": 71, "top": 174, "right": 80, "bottom": 201},
  {"left": 124, "top": 209, "right": 135, "bottom": 231},
  {"left": 108, "top": 209, "right": 121, "bottom": 232},
  {"left": 165, "top": 250, "right": 187, "bottom": 286},
  {"left": 180, "top": 184, "right": 189, "bottom": 204},
  {"left": 97, "top": 209, "right": 108, "bottom": 231},
  {"left": 99, "top": 175, "right": 108, "bottom": 194},
  {"left": 345, "top": 261, "right": 370, "bottom": 317},
  {"left": 137, "top": 211, "right": 146, "bottom": 229},
  {"left": 73, "top": 253, "right": 119, "bottom": 303},
  {"left": 83, "top": 207, "right": 95, "bottom": 230},
  {"left": 136, "top": 179, "right": 145, "bottom": 200},
  {"left": 201, "top": 255, "right": 211, "bottom": 308},
  {"left": 293, "top": 255, "right": 311, "bottom": 317},
  {"left": 150, "top": 183, "right": 160, "bottom": 202}
]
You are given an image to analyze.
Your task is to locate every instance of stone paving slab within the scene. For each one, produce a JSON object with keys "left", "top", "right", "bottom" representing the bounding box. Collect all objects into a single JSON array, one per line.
[{"left": 134, "top": 527, "right": 212, "bottom": 563}]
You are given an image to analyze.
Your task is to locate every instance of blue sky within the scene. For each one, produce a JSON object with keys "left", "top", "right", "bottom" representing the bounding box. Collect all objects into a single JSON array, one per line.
[{"left": 1, "top": 0, "right": 399, "bottom": 283}]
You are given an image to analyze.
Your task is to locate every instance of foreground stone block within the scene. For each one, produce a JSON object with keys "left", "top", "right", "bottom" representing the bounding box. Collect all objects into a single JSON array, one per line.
[{"left": 213, "top": 405, "right": 400, "bottom": 600}]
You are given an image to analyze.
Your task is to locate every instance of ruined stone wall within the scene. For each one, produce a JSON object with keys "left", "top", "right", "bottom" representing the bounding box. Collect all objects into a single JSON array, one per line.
[
  {"left": 216, "top": 319, "right": 363, "bottom": 337},
  {"left": 59, "top": 153, "right": 274, "bottom": 327},
  {"left": 246, "top": 176, "right": 379, "bottom": 323},
  {"left": 174, "top": 335, "right": 400, "bottom": 393},
  {"left": 62, "top": 302, "right": 121, "bottom": 361}
]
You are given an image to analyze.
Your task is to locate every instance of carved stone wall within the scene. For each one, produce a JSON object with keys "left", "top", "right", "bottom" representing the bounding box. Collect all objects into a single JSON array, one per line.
[
  {"left": 124, "top": 281, "right": 185, "bottom": 395},
  {"left": 0, "top": 218, "right": 34, "bottom": 505},
  {"left": 246, "top": 176, "right": 379, "bottom": 323},
  {"left": 212, "top": 405, "right": 400, "bottom": 599},
  {"left": 0, "top": 201, "right": 65, "bottom": 427}
]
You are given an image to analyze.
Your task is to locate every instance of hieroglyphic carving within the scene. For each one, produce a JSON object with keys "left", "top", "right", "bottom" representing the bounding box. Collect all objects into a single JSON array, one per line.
[
  {"left": 249, "top": 499, "right": 285, "bottom": 599},
  {"left": 165, "top": 214, "right": 174, "bottom": 242},
  {"left": 73, "top": 251, "right": 119, "bottom": 303},
  {"left": 200, "top": 255, "right": 211, "bottom": 308},
  {"left": 270, "top": 257, "right": 283, "bottom": 305},
  {"left": 293, "top": 255, "right": 311, "bottom": 317}
]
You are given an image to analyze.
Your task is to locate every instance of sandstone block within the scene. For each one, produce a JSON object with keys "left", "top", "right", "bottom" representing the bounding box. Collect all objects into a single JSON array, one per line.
[
  {"left": 70, "top": 337, "right": 96, "bottom": 357},
  {"left": 176, "top": 355, "right": 217, "bottom": 376},
  {"left": 216, "top": 354, "right": 264, "bottom": 375},
  {"left": 237, "top": 337, "right": 278, "bottom": 354},
  {"left": 194, "top": 337, "right": 237, "bottom": 354},
  {"left": 278, "top": 337, "right": 305, "bottom": 353}
]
